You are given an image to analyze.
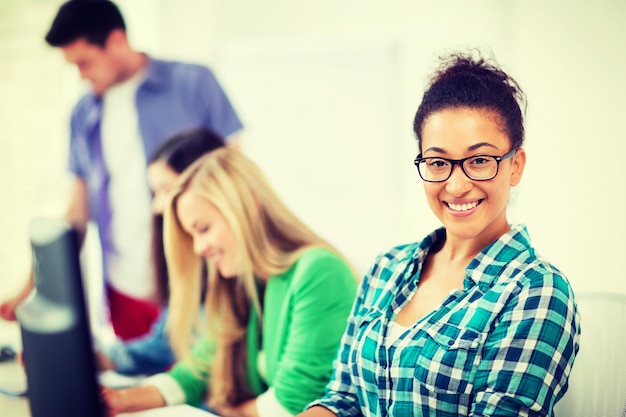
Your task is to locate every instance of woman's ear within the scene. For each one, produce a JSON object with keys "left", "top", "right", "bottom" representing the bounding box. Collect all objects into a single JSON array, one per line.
[{"left": 509, "top": 147, "right": 526, "bottom": 186}]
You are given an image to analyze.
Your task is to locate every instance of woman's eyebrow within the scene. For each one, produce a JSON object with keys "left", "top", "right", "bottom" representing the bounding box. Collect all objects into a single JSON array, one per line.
[
  {"left": 424, "top": 142, "right": 499, "bottom": 154},
  {"left": 468, "top": 142, "right": 498, "bottom": 151}
]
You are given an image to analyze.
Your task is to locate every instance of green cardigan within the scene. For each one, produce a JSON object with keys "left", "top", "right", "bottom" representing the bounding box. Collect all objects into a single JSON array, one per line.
[{"left": 166, "top": 247, "right": 357, "bottom": 414}]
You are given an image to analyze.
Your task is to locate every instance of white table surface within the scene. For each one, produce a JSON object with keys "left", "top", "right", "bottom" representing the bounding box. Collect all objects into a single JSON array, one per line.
[
  {"left": 0, "top": 320, "right": 28, "bottom": 417},
  {"left": 0, "top": 360, "right": 215, "bottom": 417}
]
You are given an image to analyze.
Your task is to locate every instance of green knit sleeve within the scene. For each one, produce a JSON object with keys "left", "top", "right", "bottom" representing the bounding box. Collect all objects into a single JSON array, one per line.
[
  {"left": 271, "top": 248, "right": 358, "bottom": 414},
  {"left": 165, "top": 335, "right": 216, "bottom": 406}
]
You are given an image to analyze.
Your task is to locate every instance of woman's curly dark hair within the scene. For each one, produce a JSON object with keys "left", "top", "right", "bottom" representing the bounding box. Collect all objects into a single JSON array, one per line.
[{"left": 413, "top": 50, "right": 527, "bottom": 152}]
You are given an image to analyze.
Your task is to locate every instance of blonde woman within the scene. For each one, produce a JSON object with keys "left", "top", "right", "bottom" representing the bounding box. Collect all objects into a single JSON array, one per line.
[{"left": 103, "top": 148, "right": 358, "bottom": 417}]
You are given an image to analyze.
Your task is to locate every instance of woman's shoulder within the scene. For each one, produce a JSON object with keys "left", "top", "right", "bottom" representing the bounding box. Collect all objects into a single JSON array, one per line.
[
  {"left": 491, "top": 227, "right": 574, "bottom": 302},
  {"left": 285, "top": 247, "right": 356, "bottom": 290},
  {"left": 516, "top": 250, "right": 572, "bottom": 296},
  {"left": 376, "top": 241, "right": 422, "bottom": 263},
  {"left": 366, "top": 240, "right": 423, "bottom": 279},
  {"left": 477, "top": 225, "right": 566, "bottom": 287},
  {"left": 294, "top": 246, "right": 346, "bottom": 267}
]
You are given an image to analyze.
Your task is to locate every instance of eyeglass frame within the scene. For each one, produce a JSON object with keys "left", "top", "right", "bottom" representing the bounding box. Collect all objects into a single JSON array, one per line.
[{"left": 413, "top": 148, "right": 518, "bottom": 182}]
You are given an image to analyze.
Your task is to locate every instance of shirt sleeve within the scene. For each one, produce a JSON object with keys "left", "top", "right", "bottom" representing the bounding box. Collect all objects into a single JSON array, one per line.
[
  {"left": 470, "top": 270, "right": 581, "bottom": 416},
  {"left": 67, "top": 97, "right": 93, "bottom": 178},
  {"left": 163, "top": 335, "right": 216, "bottom": 407},
  {"left": 270, "top": 250, "right": 358, "bottom": 415},
  {"left": 256, "top": 387, "right": 294, "bottom": 417},
  {"left": 142, "top": 373, "right": 186, "bottom": 406},
  {"left": 195, "top": 67, "right": 243, "bottom": 141},
  {"left": 102, "top": 309, "right": 175, "bottom": 376},
  {"left": 306, "top": 258, "right": 377, "bottom": 417}
]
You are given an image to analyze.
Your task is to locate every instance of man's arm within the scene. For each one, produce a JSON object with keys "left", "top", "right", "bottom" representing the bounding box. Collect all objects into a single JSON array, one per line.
[
  {"left": 0, "top": 280, "right": 34, "bottom": 321},
  {"left": 64, "top": 175, "right": 89, "bottom": 244},
  {"left": 0, "top": 176, "right": 89, "bottom": 321}
]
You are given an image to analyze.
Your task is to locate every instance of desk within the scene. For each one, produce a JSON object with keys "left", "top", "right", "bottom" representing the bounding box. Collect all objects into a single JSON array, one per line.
[
  {"left": 0, "top": 356, "right": 28, "bottom": 417},
  {"left": 0, "top": 321, "right": 28, "bottom": 416},
  {"left": 0, "top": 361, "right": 215, "bottom": 417},
  {"left": 0, "top": 393, "right": 29, "bottom": 417}
]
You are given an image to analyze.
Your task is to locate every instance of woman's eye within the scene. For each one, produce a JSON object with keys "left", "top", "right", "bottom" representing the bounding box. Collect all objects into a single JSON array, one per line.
[
  {"left": 469, "top": 156, "right": 491, "bottom": 165},
  {"left": 427, "top": 159, "right": 449, "bottom": 168}
]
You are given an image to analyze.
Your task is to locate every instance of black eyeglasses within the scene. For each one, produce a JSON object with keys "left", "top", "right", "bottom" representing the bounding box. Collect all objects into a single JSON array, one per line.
[{"left": 414, "top": 148, "right": 517, "bottom": 182}]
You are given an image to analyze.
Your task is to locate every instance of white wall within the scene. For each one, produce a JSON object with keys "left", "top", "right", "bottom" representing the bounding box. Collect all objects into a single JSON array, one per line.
[
  {"left": 167, "top": 0, "right": 626, "bottom": 292},
  {"left": 1, "top": 0, "right": 625, "bottom": 312},
  {"left": 0, "top": 0, "right": 72, "bottom": 301},
  {"left": 195, "top": 0, "right": 626, "bottom": 294},
  {"left": 507, "top": 2, "right": 626, "bottom": 296},
  {"left": 214, "top": 38, "right": 409, "bottom": 273}
]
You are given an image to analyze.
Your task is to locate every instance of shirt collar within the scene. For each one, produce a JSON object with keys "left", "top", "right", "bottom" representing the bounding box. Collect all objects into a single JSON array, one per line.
[
  {"left": 395, "top": 228, "right": 446, "bottom": 286},
  {"left": 140, "top": 55, "right": 166, "bottom": 90},
  {"left": 466, "top": 224, "right": 531, "bottom": 291},
  {"left": 412, "top": 224, "right": 531, "bottom": 291},
  {"left": 415, "top": 227, "right": 446, "bottom": 262}
]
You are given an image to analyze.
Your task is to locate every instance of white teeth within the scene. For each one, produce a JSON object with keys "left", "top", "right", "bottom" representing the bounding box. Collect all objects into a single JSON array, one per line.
[{"left": 448, "top": 201, "right": 479, "bottom": 211}]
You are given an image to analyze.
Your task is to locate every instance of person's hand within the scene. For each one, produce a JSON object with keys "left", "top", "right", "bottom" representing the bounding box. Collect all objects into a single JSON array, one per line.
[
  {"left": 100, "top": 385, "right": 166, "bottom": 415},
  {"left": 218, "top": 407, "right": 243, "bottom": 417},
  {"left": 219, "top": 399, "right": 259, "bottom": 417},
  {"left": 0, "top": 295, "right": 23, "bottom": 321},
  {"left": 0, "top": 280, "right": 34, "bottom": 321},
  {"left": 95, "top": 350, "right": 116, "bottom": 371},
  {"left": 101, "top": 386, "right": 122, "bottom": 417}
]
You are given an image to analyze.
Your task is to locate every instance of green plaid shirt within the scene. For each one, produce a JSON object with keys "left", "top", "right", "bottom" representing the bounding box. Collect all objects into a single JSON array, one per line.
[{"left": 310, "top": 224, "right": 580, "bottom": 416}]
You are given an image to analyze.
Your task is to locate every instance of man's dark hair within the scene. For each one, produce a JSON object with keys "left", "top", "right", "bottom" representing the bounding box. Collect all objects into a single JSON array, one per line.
[{"left": 45, "top": 0, "right": 126, "bottom": 48}]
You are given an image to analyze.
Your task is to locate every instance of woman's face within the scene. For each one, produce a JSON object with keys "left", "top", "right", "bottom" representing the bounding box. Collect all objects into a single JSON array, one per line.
[
  {"left": 147, "top": 160, "right": 180, "bottom": 215},
  {"left": 176, "top": 190, "right": 239, "bottom": 278},
  {"left": 420, "top": 107, "right": 526, "bottom": 247}
]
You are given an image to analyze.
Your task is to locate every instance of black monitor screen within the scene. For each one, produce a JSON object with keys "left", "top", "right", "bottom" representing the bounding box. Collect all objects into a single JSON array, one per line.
[{"left": 16, "top": 218, "right": 105, "bottom": 417}]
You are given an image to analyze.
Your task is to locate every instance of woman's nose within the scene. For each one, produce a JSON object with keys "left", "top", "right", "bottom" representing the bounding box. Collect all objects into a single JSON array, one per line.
[
  {"left": 193, "top": 237, "right": 208, "bottom": 257},
  {"left": 445, "top": 165, "right": 473, "bottom": 196}
]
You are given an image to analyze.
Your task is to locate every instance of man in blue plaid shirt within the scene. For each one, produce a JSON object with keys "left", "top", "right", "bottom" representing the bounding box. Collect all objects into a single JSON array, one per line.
[{"left": 300, "top": 51, "right": 580, "bottom": 417}]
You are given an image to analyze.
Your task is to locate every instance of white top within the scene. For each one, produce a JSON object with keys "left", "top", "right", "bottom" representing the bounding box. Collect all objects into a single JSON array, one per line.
[
  {"left": 386, "top": 321, "right": 410, "bottom": 345},
  {"left": 101, "top": 69, "right": 156, "bottom": 301}
]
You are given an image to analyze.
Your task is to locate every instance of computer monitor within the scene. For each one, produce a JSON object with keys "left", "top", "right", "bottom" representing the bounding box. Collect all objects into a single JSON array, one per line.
[{"left": 15, "top": 218, "right": 105, "bottom": 417}]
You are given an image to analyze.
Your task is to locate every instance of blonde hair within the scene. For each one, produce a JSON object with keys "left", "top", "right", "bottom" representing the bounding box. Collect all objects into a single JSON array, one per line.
[{"left": 163, "top": 148, "right": 349, "bottom": 409}]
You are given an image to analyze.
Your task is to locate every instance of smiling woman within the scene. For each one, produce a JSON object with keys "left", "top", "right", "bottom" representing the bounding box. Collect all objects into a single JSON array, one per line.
[
  {"left": 299, "top": 50, "right": 581, "bottom": 417},
  {"left": 175, "top": 191, "right": 238, "bottom": 278},
  {"left": 418, "top": 107, "right": 526, "bottom": 247}
]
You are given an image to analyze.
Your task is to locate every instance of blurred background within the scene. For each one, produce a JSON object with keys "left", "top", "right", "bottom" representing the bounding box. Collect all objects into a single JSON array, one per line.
[{"left": 1, "top": 0, "right": 625, "bottom": 328}]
